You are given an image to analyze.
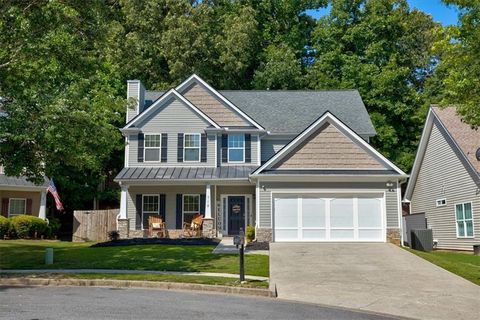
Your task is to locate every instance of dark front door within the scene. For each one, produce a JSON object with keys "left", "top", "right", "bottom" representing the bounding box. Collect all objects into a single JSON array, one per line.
[{"left": 228, "top": 196, "right": 245, "bottom": 235}]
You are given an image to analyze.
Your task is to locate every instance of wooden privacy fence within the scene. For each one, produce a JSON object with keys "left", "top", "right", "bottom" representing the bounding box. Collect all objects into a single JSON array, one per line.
[{"left": 72, "top": 209, "right": 119, "bottom": 242}]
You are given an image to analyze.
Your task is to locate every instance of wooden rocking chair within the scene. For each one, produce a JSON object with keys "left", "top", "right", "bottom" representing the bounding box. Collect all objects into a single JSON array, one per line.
[
  {"left": 183, "top": 214, "right": 204, "bottom": 237},
  {"left": 148, "top": 215, "right": 166, "bottom": 238}
]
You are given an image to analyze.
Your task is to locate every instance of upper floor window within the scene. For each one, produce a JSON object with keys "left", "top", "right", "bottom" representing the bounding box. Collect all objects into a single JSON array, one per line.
[
  {"left": 228, "top": 134, "right": 245, "bottom": 163},
  {"left": 144, "top": 134, "right": 161, "bottom": 162},
  {"left": 184, "top": 134, "right": 200, "bottom": 162},
  {"left": 9, "top": 198, "right": 26, "bottom": 217},
  {"left": 455, "top": 202, "right": 474, "bottom": 238}
]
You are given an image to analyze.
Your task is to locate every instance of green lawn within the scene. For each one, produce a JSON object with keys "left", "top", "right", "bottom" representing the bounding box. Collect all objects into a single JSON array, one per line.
[
  {"left": 0, "top": 240, "right": 269, "bottom": 277},
  {"left": 406, "top": 248, "right": 480, "bottom": 285}
]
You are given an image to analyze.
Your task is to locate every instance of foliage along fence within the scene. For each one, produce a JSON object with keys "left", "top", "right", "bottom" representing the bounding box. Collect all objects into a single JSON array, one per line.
[{"left": 72, "top": 209, "right": 119, "bottom": 242}]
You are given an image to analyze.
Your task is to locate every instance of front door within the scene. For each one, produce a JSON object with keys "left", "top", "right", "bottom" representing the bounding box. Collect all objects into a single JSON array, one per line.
[{"left": 228, "top": 196, "right": 245, "bottom": 235}]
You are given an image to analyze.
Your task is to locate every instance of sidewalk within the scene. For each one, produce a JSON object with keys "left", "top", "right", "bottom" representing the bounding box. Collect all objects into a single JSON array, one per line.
[
  {"left": 0, "top": 269, "right": 268, "bottom": 282},
  {"left": 213, "top": 237, "right": 269, "bottom": 255}
]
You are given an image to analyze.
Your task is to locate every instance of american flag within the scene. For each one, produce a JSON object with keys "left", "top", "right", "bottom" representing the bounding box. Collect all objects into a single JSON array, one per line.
[{"left": 47, "top": 179, "right": 64, "bottom": 211}]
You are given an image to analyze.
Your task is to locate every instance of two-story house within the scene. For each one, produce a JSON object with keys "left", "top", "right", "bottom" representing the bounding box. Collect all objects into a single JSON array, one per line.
[{"left": 114, "top": 74, "right": 407, "bottom": 243}]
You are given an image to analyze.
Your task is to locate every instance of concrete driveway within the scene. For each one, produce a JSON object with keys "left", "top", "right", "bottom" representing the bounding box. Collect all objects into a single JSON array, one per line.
[{"left": 270, "top": 243, "right": 480, "bottom": 320}]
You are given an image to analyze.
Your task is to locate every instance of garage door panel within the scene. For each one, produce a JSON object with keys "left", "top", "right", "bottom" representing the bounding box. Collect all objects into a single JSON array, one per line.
[{"left": 274, "top": 193, "right": 384, "bottom": 242}]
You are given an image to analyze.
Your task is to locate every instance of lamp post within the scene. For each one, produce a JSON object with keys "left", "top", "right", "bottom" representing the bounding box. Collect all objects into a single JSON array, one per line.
[{"left": 234, "top": 229, "right": 245, "bottom": 282}]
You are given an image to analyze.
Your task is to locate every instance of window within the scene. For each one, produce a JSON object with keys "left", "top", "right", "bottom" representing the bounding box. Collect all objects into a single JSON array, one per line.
[
  {"left": 436, "top": 198, "right": 447, "bottom": 207},
  {"left": 184, "top": 134, "right": 200, "bottom": 162},
  {"left": 0, "top": 165, "right": 4, "bottom": 174},
  {"left": 183, "top": 194, "right": 200, "bottom": 224},
  {"left": 455, "top": 202, "right": 474, "bottom": 238},
  {"left": 143, "top": 195, "right": 159, "bottom": 214},
  {"left": 228, "top": 134, "right": 245, "bottom": 162},
  {"left": 9, "top": 198, "right": 26, "bottom": 217},
  {"left": 144, "top": 134, "right": 161, "bottom": 162}
]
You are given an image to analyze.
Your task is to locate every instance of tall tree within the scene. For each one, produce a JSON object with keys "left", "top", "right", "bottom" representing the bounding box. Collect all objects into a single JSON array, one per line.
[
  {"left": 0, "top": 0, "right": 124, "bottom": 211},
  {"left": 308, "top": 0, "right": 439, "bottom": 170},
  {"left": 427, "top": 0, "right": 480, "bottom": 126}
]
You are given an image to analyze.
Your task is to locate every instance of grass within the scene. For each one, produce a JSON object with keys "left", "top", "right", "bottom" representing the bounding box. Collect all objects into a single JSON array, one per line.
[
  {"left": 406, "top": 248, "right": 480, "bottom": 286},
  {"left": 0, "top": 273, "right": 268, "bottom": 288},
  {"left": 0, "top": 240, "right": 269, "bottom": 277}
]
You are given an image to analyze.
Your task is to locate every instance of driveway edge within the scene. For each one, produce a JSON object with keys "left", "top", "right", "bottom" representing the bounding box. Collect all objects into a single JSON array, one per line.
[{"left": 0, "top": 277, "right": 275, "bottom": 298}]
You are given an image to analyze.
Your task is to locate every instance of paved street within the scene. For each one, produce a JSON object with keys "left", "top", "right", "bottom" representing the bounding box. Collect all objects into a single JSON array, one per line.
[{"left": 0, "top": 286, "right": 396, "bottom": 320}]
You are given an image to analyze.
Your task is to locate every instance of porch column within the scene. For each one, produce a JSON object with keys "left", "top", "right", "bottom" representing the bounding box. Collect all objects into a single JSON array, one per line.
[
  {"left": 119, "top": 184, "right": 128, "bottom": 219},
  {"left": 38, "top": 191, "right": 46, "bottom": 220},
  {"left": 118, "top": 184, "right": 130, "bottom": 239},
  {"left": 205, "top": 184, "right": 212, "bottom": 218},
  {"left": 203, "top": 184, "right": 214, "bottom": 238}
]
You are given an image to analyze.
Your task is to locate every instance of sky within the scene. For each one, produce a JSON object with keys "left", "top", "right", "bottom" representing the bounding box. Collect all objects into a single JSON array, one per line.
[{"left": 307, "top": 0, "right": 459, "bottom": 26}]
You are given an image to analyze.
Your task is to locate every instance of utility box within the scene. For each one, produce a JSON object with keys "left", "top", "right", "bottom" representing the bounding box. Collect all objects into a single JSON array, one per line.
[{"left": 411, "top": 229, "right": 433, "bottom": 252}]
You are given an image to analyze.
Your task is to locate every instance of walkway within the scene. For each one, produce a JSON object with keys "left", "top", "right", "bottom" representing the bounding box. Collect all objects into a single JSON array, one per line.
[{"left": 0, "top": 269, "right": 268, "bottom": 281}]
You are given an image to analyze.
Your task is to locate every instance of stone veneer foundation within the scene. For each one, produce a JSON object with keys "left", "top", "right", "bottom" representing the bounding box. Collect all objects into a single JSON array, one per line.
[
  {"left": 256, "top": 228, "right": 273, "bottom": 242},
  {"left": 387, "top": 228, "right": 401, "bottom": 245}
]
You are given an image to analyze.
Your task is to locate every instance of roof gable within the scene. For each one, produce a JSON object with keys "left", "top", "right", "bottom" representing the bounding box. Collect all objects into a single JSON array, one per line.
[
  {"left": 272, "top": 122, "right": 385, "bottom": 170},
  {"left": 252, "top": 112, "right": 406, "bottom": 176},
  {"left": 175, "top": 74, "right": 264, "bottom": 129},
  {"left": 405, "top": 107, "right": 480, "bottom": 200},
  {"left": 123, "top": 89, "right": 219, "bottom": 130}
]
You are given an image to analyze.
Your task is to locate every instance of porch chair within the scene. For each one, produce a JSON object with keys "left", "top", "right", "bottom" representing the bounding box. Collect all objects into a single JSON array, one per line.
[
  {"left": 183, "top": 214, "right": 204, "bottom": 237},
  {"left": 148, "top": 215, "right": 166, "bottom": 238}
]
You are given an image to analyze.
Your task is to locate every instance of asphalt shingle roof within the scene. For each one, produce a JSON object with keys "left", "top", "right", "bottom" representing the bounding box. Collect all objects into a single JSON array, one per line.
[
  {"left": 0, "top": 174, "right": 48, "bottom": 188},
  {"left": 144, "top": 90, "right": 376, "bottom": 136}
]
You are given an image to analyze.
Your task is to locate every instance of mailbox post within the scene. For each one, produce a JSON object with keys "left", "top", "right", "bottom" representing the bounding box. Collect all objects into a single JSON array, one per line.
[{"left": 233, "top": 229, "right": 245, "bottom": 282}]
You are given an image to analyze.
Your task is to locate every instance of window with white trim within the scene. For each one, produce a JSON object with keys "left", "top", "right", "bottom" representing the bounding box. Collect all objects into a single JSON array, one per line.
[
  {"left": 228, "top": 134, "right": 245, "bottom": 162},
  {"left": 144, "top": 134, "right": 161, "bottom": 162},
  {"left": 183, "top": 194, "right": 200, "bottom": 224},
  {"left": 9, "top": 198, "right": 26, "bottom": 217},
  {"left": 436, "top": 198, "right": 447, "bottom": 207},
  {"left": 0, "top": 165, "right": 4, "bottom": 174},
  {"left": 184, "top": 134, "right": 200, "bottom": 162},
  {"left": 142, "top": 195, "right": 159, "bottom": 214},
  {"left": 455, "top": 202, "right": 474, "bottom": 238}
]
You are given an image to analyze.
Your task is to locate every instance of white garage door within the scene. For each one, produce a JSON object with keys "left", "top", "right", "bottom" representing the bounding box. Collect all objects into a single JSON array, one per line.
[{"left": 273, "top": 194, "right": 384, "bottom": 242}]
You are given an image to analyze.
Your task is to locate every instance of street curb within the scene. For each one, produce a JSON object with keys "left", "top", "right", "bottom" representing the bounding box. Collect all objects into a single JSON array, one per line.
[{"left": 0, "top": 277, "right": 275, "bottom": 298}]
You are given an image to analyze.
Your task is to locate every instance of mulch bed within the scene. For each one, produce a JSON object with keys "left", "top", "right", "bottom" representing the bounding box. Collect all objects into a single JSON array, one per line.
[
  {"left": 91, "top": 237, "right": 221, "bottom": 247},
  {"left": 246, "top": 241, "right": 269, "bottom": 251}
]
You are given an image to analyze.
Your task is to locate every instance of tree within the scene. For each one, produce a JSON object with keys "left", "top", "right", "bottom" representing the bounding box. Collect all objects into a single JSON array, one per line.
[
  {"left": 308, "top": 0, "right": 439, "bottom": 170},
  {"left": 0, "top": 0, "right": 124, "bottom": 211},
  {"left": 427, "top": 0, "right": 480, "bottom": 126}
]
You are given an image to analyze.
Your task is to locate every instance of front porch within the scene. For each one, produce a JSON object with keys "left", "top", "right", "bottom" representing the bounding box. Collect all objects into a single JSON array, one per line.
[{"left": 117, "top": 183, "right": 256, "bottom": 239}]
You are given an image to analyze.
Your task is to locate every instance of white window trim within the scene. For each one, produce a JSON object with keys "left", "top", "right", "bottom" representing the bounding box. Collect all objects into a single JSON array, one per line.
[
  {"left": 143, "top": 134, "right": 162, "bottom": 163},
  {"left": 8, "top": 198, "right": 26, "bottom": 217},
  {"left": 227, "top": 134, "right": 245, "bottom": 163},
  {"left": 183, "top": 194, "right": 201, "bottom": 224},
  {"left": 142, "top": 194, "right": 160, "bottom": 230},
  {"left": 436, "top": 198, "right": 447, "bottom": 207},
  {"left": 454, "top": 202, "right": 474, "bottom": 238},
  {"left": 183, "top": 133, "right": 201, "bottom": 163}
]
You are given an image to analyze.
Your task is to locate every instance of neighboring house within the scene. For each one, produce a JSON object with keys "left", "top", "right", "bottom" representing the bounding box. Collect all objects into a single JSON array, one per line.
[
  {"left": 405, "top": 106, "right": 480, "bottom": 251},
  {"left": 115, "top": 74, "right": 407, "bottom": 243},
  {"left": 0, "top": 166, "right": 48, "bottom": 219}
]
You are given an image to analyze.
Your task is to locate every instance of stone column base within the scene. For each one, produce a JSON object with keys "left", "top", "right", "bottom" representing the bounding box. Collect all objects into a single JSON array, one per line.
[
  {"left": 256, "top": 228, "right": 272, "bottom": 242},
  {"left": 202, "top": 218, "right": 215, "bottom": 238},
  {"left": 387, "top": 228, "right": 401, "bottom": 245},
  {"left": 117, "top": 219, "right": 130, "bottom": 239}
]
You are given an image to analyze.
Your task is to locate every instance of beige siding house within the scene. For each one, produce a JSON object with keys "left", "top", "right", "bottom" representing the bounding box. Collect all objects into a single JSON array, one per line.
[
  {"left": 0, "top": 166, "right": 48, "bottom": 219},
  {"left": 115, "top": 74, "right": 407, "bottom": 243},
  {"left": 405, "top": 107, "right": 480, "bottom": 251}
]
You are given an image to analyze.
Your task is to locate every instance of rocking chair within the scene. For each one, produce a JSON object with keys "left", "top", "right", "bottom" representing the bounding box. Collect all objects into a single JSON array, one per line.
[
  {"left": 148, "top": 215, "right": 166, "bottom": 238},
  {"left": 183, "top": 214, "right": 204, "bottom": 237}
]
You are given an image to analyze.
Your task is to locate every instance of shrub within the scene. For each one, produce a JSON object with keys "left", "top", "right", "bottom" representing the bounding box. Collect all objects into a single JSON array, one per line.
[
  {"left": 46, "top": 217, "right": 61, "bottom": 239},
  {"left": 0, "top": 216, "right": 9, "bottom": 239},
  {"left": 246, "top": 225, "right": 255, "bottom": 242},
  {"left": 9, "top": 215, "right": 48, "bottom": 239},
  {"left": 108, "top": 230, "right": 120, "bottom": 241}
]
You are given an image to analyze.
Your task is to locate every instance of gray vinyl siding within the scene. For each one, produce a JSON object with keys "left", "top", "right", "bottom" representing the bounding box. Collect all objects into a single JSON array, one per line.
[
  {"left": 127, "top": 81, "right": 139, "bottom": 122},
  {"left": 410, "top": 123, "right": 480, "bottom": 250},
  {"left": 128, "top": 97, "right": 215, "bottom": 167},
  {"left": 258, "top": 181, "right": 400, "bottom": 229},
  {"left": 260, "top": 138, "right": 292, "bottom": 163},
  {"left": 217, "top": 134, "right": 260, "bottom": 166}
]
